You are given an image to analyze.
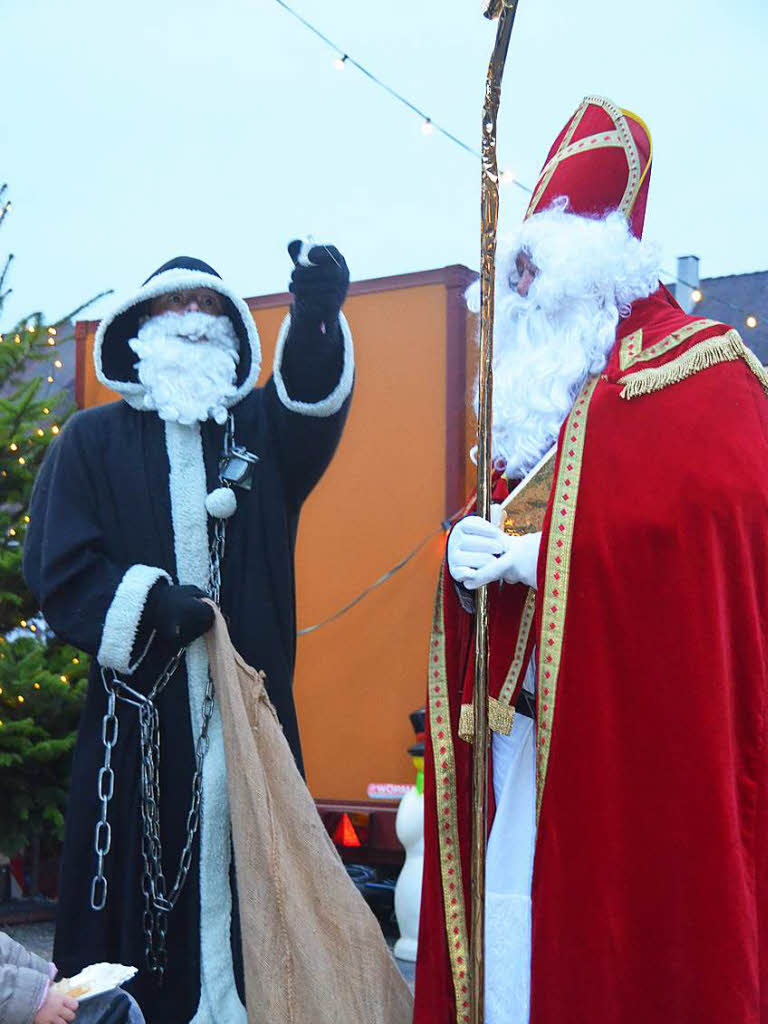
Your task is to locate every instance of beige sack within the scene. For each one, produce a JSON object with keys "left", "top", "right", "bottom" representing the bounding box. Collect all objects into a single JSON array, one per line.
[{"left": 205, "top": 607, "right": 414, "bottom": 1024}]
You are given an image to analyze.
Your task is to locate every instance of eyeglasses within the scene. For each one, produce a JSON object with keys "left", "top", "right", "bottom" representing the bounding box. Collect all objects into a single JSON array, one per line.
[{"left": 153, "top": 289, "right": 225, "bottom": 315}]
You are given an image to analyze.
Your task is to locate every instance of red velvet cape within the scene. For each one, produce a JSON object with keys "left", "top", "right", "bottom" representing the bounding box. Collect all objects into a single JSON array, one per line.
[{"left": 414, "top": 287, "right": 768, "bottom": 1023}]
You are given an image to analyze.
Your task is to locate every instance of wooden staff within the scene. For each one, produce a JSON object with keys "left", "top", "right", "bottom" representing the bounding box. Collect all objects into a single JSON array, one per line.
[{"left": 472, "top": 3, "right": 521, "bottom": 1021}]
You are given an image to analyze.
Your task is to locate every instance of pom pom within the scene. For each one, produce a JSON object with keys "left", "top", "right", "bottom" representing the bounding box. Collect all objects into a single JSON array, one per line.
[{"left": 205, "top": 486, "right": 237, "bottom": 519}]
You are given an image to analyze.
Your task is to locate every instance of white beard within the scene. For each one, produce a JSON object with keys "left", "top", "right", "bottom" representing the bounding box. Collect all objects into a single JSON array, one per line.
[
  {"left": 128, "top": 311, "right": 240, "bottom": 426},
  {"left": 467, "top": 207, "right": 661, "bottom": 479}
]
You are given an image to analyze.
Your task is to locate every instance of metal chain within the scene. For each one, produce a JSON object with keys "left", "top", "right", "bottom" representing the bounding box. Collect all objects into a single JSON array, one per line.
[
  {"left": 90, "top": 678, "right": 118, "bottom": 912},
  {"left": 90, "top": 413, "right": 236, "bottom": 981},
  {"left": 209, "top": 517, "right": 226, "bottom": 607}
]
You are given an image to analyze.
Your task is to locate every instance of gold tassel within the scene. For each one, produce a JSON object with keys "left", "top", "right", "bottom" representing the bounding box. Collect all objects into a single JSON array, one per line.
[
  {"left": 619, "top": 330, "right": 768, "bottom": 400},
  {"left": 459, "top": 698, "right": 516, "bottom": 743},
  {"left": 458, "top": 703, "right": 474, "bottom": 743}
]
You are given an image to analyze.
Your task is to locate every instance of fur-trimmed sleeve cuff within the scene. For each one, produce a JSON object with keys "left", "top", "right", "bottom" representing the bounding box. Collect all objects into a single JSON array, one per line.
[
  {"left": 97, "top": 565, "right": 171, "bottom": 675},
  {"left": 272, "top": 312, "right": 354, "bottom": 417}
]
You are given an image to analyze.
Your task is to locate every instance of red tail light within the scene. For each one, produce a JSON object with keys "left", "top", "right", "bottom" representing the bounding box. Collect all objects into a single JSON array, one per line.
[{"left": 332, "top": 812, "right": 362, "bottom": 848}]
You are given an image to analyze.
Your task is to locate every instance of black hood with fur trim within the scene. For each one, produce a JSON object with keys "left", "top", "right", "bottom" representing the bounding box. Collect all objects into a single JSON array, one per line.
[{"left": 93, "top": 256, "right": 261, "bottom": 408}]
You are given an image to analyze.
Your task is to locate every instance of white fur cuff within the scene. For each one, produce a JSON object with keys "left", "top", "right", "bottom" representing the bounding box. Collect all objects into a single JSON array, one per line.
[
  {"left": 97, "top": 565, "right": 171, "bottom": 675},
  {"left": 273, "top": 312, "right": 354, "bottom": 417}
]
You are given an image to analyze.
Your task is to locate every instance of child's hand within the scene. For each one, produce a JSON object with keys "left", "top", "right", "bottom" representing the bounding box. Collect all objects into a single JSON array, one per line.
[{"left": 33, "top": 988, "right": 79, "bottom": 1024}]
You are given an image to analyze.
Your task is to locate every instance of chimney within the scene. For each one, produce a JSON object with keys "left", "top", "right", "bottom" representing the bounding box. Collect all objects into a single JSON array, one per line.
[{"left": 676, "top": 255, "right": 700, "bottom": 313}]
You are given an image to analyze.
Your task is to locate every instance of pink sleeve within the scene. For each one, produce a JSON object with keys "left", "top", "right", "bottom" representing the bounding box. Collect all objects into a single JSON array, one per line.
[{"left": 36, "top": 975, "right": 51, "bottom": 1012}]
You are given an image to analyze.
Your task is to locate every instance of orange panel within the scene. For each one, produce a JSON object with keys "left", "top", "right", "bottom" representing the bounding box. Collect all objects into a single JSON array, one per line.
[{"left": 76, "top": 267, "right": 474, "bottom": 799}]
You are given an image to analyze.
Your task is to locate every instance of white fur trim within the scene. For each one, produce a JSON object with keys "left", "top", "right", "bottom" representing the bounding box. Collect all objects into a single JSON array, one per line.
[
  {"left": 165, "top": 422, "right": 246, "bottom": 1024},
  {"left": 273, "top": 311, "right": 354, "bottom": 417},
  {"left": 97, "top": 565, "right": 171, "bottom": 675},
  {"left": 94, "top": 269, "right": 261, "bottom": 408}
]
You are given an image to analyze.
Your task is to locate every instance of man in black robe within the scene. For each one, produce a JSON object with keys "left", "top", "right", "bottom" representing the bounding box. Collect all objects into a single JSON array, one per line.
[{"left": 23, "top": 242, "right": 353, "bottom": 1024}]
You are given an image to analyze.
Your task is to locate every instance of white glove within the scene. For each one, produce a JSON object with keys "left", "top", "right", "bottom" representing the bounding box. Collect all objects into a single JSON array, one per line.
[{"left": 447, "top": 508, "right": 541, "bottom": 591}]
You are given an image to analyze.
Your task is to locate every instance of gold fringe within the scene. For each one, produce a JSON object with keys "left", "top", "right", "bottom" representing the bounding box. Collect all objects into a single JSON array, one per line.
[
  {"left": 619, "top": 330, "right": 768, "bottom": 400},
  {"left": 458, "top": 697, "right": 515, "bottom": 743}
]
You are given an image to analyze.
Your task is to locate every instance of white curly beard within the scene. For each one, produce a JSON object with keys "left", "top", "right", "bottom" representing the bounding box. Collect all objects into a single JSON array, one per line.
[
  {"left": 467, "top": 206, "right": 661, "bottom": 479},
  {"left": 128, "top": 311, "right": 240, "bottom": 426}
]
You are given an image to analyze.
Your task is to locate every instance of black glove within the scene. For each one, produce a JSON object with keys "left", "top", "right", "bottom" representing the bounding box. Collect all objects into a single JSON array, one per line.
[
  {"left": 144, "top": 583, "right": 214, "bottom": 646},
  {"left": 287, "top": 240, "right": 349, "bottom": 326}
]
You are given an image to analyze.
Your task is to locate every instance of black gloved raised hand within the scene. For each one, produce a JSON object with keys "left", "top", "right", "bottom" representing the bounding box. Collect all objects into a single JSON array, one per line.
[
  {"left": 144, "top": 583, "right": 214, "bottom": 647},
  {"left": 287, "top": 240, "right": 349, "bottom": 326}
]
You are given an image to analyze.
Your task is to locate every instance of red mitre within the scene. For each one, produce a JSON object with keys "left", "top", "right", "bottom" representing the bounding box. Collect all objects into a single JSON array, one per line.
[{"left": 525, "top": 95, "right": 653, "bottom": 238}]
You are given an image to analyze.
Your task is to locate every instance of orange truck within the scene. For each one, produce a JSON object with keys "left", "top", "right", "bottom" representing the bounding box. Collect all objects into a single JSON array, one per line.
[{"left": 76, "top": 265, "right": 478, "bottom": 873}]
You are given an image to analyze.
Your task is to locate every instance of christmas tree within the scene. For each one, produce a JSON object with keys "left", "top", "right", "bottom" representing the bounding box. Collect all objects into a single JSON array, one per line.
[{"left": 0, "top": 185, "right": 102, "bottom": 889}]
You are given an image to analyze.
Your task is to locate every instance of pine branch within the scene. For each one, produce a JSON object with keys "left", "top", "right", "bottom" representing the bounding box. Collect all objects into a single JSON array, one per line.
[{"left": 55, "top": 289, "right": 114, "bottom": 324}]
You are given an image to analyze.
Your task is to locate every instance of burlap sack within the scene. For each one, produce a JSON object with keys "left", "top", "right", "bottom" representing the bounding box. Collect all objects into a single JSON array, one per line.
[{"left": 205, "top": 607, "right": 414, "bottom": 1024}]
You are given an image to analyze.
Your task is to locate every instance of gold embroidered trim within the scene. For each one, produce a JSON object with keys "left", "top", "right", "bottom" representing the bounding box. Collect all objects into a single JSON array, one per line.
[
  {"left": 497, "top": 588, "right": 537, "bottom": 706},
  {"left": 458, "top": 697, "right": 515, "bottom": 742},
  {"left": 605, "top": 98, "right": 643, "bottom": 215},
  {"left": 619, "top": 319, "right": 719, "bottom": 371},
  {"left": 527, "top": 96, "right": 644, "bottom": 220},
  {"left": 536, "top": 376, "right": 600, "bottom": 822},
  {"left": 617, "top": 329, "right": 643, "bottom": 371},
  {"left": 621, "top": 105, "right": 653, "bottom": 205},
  {"left": 533, "top": 130, "right": 623, "bottom": 192},
  {"left": 427, "top": 575, "right": 471, "bottom": 1023},
  {"left": 619, "top": 330, "right": 768, "bottom": 400},
  {"left": 526, "top": 101, "right": 587, "bottom": 217}
]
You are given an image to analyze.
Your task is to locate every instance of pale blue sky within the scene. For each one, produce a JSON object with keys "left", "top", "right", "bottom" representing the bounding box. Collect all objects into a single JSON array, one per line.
[{"left": 1, "top": 0, "right": 766, "bottom": 328}]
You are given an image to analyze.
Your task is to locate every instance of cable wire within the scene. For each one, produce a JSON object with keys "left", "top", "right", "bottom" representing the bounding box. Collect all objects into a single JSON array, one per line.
[
  {"left": 297, "top": 525, "right": 444, "bottom": 636},
  {"left": 272, "top": 0, "right": 762, "bottom": 323}
]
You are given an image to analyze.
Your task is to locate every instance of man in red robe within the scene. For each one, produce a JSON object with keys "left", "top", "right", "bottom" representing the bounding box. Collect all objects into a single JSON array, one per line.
[{"left": 414, "top": 95, "right": 768, "bottom": 1024}]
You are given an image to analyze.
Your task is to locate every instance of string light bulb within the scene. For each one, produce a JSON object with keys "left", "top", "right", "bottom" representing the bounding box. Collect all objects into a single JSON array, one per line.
[
  {"left": 43, "top": 407, "right": 50, "bottom": 415},
  {"left": 9, "top": 443, "right": 18, "bottom": 451},
  {"left": 51, "top": 425, "right": 60, "bottom": 435},
  {"left": 500, "top": 169, "right": 516, "bottom": 186},
  {"left": 17, "top": 695, "right": 24, "bottom": 703},
  {"left": 691, "top": 288, "right": 703, "bottom": 303},
  {"left": 421, "top": 119, "right": 435, "bottom": 136},
  {"left": 60, "top": 675, "right": 68, "bottom": 684},
  {"left": 746, "top": 315, "right": 758, "bottom": 329},
  {"left": 53, "top": 360, "right": 62, "bottom": 368},
  {"left": 333, "top": 54, "right": 348, "bottom": 70}
]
